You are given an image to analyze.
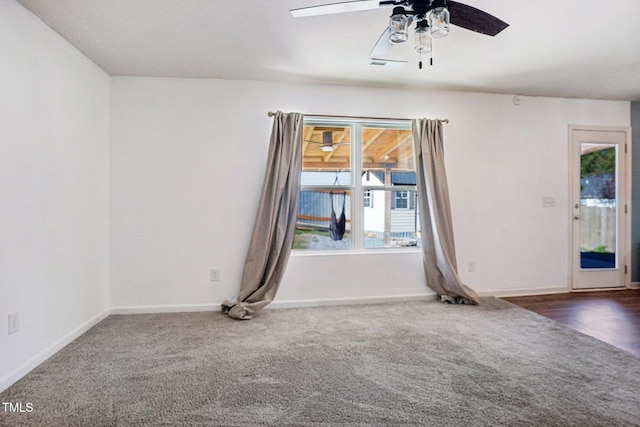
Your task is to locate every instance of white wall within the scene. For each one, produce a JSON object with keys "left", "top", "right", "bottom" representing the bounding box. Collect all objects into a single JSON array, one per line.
[
  {"left": 0, "top": 0, "right": 110, "bottom": 391},
  {"left": 110, "top": 77, "right": 629, "bottom": 311}
]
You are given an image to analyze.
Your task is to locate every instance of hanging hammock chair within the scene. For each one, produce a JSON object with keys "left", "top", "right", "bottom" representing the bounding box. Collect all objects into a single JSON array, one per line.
[{"left": 329, "top": 191, "right": 347, "bottom": 241}]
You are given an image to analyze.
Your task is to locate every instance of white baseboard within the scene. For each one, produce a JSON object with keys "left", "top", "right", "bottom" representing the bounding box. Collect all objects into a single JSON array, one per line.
[
  {"left": 629, "top": 282, "right": 640, "bottom": 290},
  {"left": 0, "top": 308, "right": 110, "bottom": 393},
  {"left": 477, "top": 286, "right": 570, "bottom": 298},
  {"left": 113, "top": 288, "right": 593, "bottom": 314},
  {"left": 270, "top": 293, "right": 437, "bottom": 310},
  {"left": 110, "top": 303, "right": 220, "bottom": 315}
]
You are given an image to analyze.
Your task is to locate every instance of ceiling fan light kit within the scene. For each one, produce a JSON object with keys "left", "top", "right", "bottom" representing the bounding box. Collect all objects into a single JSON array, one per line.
[
  {"left": 290, "top": 0, "right": 508, "bottom": 68},
  {"left": 389, "top": 7, "right": 410, "bottom": 43},
  {"left": 428, "top": 7, "right": 450, "bottom": 38},
  {"left": 414, "top": 20, "right": 432, "bottom": 54}
]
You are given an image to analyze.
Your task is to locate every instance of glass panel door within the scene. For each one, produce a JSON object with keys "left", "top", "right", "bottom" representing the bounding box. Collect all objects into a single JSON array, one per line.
[{"left": 571, "top": 128, "right": 628, "bottom": 290}]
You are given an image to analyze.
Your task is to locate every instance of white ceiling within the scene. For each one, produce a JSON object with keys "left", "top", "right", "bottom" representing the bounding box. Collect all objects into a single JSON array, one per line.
[{"left": 17, "top": 0, "right": 640, "bottom": 101}]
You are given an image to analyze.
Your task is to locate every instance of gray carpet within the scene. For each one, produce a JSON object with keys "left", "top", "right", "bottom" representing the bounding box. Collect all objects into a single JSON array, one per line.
[{"left": 1, "top": 297, "right": 639, "bottom": 426}]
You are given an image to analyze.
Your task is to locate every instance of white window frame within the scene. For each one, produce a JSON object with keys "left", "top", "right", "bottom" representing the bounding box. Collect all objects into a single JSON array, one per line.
[{"left": 296, "top": 117, "right": 417, "bottom": 253}]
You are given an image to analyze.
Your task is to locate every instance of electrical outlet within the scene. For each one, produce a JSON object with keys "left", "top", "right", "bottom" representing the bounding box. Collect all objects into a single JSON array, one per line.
[
  {"left": 210, "top": 269, "right": 221, "bottom": 282},
  {"left": 468, "top": 261, "right": 476, "bottom": 272},
  {"left": 8, "top": 312, "right": 19, "bottom": 335}
]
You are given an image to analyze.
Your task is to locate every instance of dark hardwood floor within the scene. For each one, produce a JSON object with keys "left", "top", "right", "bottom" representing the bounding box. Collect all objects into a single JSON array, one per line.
[{"left": 503, "top": 289, "right": 640, "bottom": 358}]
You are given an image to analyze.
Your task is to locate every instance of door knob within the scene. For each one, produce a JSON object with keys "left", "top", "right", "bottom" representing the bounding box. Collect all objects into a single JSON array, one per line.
[{"left": 574, "top": 214, "right": 581, "bottom": 220}]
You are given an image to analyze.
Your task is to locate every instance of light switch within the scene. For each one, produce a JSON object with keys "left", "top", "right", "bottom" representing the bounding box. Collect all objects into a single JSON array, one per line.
[{"left": 542, "top": 197, "right": 556, "bottom": 208}]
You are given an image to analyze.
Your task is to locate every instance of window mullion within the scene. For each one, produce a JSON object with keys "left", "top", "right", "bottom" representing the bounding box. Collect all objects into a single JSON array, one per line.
[{"left": 352, "top": 122, "right": 363, "bottom": 250}]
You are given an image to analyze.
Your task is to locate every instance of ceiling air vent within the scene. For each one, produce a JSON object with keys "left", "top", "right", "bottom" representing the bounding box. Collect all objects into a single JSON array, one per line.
[{"left": 369, "top": 58, "right": 406, "bottom": 67}]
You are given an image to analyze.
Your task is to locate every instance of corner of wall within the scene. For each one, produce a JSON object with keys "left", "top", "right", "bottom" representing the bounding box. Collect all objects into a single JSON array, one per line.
[{"left": 630, "top": 102, "right": 640, "bottom": 282}]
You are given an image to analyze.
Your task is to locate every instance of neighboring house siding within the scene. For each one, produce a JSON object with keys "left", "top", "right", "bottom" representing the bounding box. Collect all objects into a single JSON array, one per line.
[
  {"left": 390, "top": 209, "right": 418, "bottom": 234},
  {"left": 364, "top": 190, "right": 386, "bottom": 233}
]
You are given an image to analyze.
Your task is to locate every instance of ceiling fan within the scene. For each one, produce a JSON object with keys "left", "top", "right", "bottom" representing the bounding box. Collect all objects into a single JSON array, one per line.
[
  {"left": 290, "top": 0, "right": 509, "bottom": 67},
  {"left": 306, "top": 131, "right": 351, "bottom": 152}
]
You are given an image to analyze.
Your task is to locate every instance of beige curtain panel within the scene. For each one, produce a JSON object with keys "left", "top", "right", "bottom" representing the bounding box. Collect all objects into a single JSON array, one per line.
[
  {"left": 412, "top": 119, "right": 480, "bottom": 304},
  {"left": 222, "top": 111, "right": 304, "bottom": 319}
]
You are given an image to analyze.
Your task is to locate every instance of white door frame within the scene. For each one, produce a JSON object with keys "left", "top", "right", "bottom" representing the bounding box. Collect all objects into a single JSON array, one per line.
[{"left": 568, "top": 125, "right": 632, "bottom": 290}]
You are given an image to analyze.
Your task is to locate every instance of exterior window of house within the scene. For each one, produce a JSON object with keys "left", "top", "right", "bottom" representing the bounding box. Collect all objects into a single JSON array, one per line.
[
  {"left": 293, "top": 117, "right": 420, "bottom": 250},
  {"left": 393, "top": 191, "right": 409, "bottom": 209},
  {"left": 363, "top": 190, "right": 372, "bottom": 208}
]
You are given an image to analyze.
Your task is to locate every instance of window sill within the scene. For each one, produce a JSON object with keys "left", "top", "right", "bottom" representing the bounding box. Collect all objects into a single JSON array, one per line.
[{"left": 290, "top": 247, "right": 421, "bottom": 257}]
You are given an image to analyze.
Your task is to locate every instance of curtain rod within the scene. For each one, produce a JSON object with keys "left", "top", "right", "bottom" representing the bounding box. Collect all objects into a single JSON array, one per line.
[{"left": 267, "top": 111, "right": 448, "bottom": 124}]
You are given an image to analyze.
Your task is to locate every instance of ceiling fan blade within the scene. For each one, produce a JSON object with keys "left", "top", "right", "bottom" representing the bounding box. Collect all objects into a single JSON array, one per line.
[
  {"left": 447, "top": 1, "right": 509, "bottom": 36},
  {"left": 291, "top": 0, "right": 382, "bottom": 17},
  {"left": 370, "top": 27, "right": 393, "bottom": 57}
]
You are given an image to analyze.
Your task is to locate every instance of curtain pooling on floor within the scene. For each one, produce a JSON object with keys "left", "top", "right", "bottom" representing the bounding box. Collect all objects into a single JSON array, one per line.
[{"left": 221, "top": 111, "right": 303, "bottom": 319}]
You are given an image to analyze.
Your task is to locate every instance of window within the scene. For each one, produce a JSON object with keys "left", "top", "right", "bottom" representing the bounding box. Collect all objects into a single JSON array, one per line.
[
  {"left": 393, "top": 191, "right": 409, "bottom": 209},
  {"left": 293, "top": 118, "right": 420, "bottom": 250},
  {"left": 363, "top": 189, "right": 372, "bottom": 208}
]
